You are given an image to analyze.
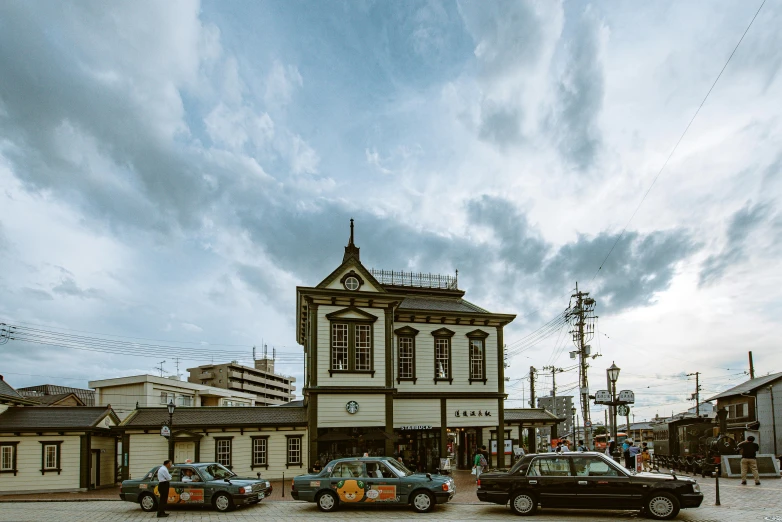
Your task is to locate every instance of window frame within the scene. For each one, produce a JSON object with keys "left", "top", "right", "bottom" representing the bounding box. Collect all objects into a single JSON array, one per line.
[
  {"left": 214, "top": 437, "right": 233, "bottom": 470},
  {"left": 0, "top": 442, "right": 19, "bottom": 476},
  {"left": 326, "top": 307, "right": 378, "bottom": 377},
  {"left": 251, "top": 436, "right": 269, "bottom": 469},
  {"left": 394, "top": 326, "right": 419, "bottom": 384},
  {"left": 286, "top": 435, "right": 303, "bottom": 468},
  {"left": 466, "top": 329, "right": 490, "bottom": 384},
  {"left": 431, "top": 328, "right": 455, "bottom": 384},
  {"left": 40, "top": 441, "right": 63, "bottom": 475}
]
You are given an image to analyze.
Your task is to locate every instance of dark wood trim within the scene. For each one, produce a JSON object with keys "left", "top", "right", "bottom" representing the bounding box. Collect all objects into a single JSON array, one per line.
[
  {"left": 40, "top": 440, "right": 63, "bottom": 475},
  {"left": 394, "top": 392, "right": 506, "bottom": 399},
  {"left": 308, "top": 394, "right": 318, "bottom": 468},
  {"left": 432, "top": 328, "right": 454, "bottom": 384},
  {"left": 91, "top": 449, "right": 101, "bottom": 488},
  {"left": 308, "top": 387, "right": 395, "bottom": 394},
  {"left": 0, "top": 441, "right": 19, "bottom": 476},
  {"left": 440, "top": 398, "right": 447, "bottom": 459},
  {"left": 286, "top": 434, "right": 304, "bottom": 468},
  {"left": 467, "top": 329, "right": 490, "bottom": 385},
  {"left": 121, "top": 433, "right": 130, "bottom": 481},
  {"left": 497, "top": 397, "right": 505, "bottom": 468},
  {"left": 385, "top": 305, "right": 394, "bottom": 388},
  {"left": 339, "top": 269, "right": 365, "bottom": 290},
  {"left": 384, "top": 394, "right": 394, "bottom": 456},
  {"left": 325, "top": 306, "right": 379, "bottom": 322},
  {"left": 496, "top": 325, "right": 505, "bottom": 395},
  {"left": 79, "top": 435, "right": 89, "bottom": 488},
  {"left": 250, "top": 436, "right": 270, "bottom": 469},
  {"left": 213, "top": 437, "right": 233, "bottom": 470},
  {"left": 311, "top": 302, "right": 318, "bottom": 387}
]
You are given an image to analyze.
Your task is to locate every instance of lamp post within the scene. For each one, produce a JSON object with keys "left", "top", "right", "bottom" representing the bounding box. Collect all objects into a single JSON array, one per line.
[
  {"left": 167, "top": 400, "right": 176, "bottom": 461},
  {"left": 570, "top": 407, "right": 577, "bottom": 447},
  {"left": 607, "top": 362, "right": 621, "bottom": 462}
]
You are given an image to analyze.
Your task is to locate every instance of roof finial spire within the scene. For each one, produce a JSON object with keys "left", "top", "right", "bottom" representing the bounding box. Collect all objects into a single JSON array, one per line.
[
  {"left": 343, "top": 218, "right": 360, "bottom": 262},
  {"left": 349, "top": 218, "right": 355, "bottom": 245}
]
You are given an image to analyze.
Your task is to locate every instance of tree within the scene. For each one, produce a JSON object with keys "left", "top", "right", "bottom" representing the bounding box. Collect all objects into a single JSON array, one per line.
[{"left": 593, "top": 425, "right": 607, "bottom": 436}]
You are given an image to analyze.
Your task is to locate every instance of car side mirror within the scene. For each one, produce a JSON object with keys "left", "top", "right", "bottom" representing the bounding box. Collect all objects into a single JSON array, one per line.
[
  {"left": 426, "top": 473, "right": 432, "bottom": 481},
  {"left": 224, "top": 478, "right": 231, "bottom": 483}
]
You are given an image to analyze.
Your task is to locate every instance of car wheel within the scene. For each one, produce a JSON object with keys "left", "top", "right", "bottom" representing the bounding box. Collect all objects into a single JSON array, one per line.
[
  {"left": 644, "top": 492, "right": 680, "bottom": 520},
  {"left": 213, "top": 492, "right": 235, "bottom": 512},
  {"left": 139, "top": 493, "right": 157, "bottom": 512},
  {"left": 410, "top": 490, "right": 435, "bottom": 513},
  {"left": 509, "top": 491, "right": 538, "bottom": 516},
  {"left": 316, "top": 490, "right": 339, "bottom": 512}
]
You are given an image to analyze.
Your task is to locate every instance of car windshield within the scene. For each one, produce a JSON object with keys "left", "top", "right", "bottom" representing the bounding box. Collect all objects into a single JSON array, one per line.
[
  {"left": 197, "top": 463, "right": 236, "bottom": 480},
  {"left": 384, "top": 458, "right": 414, "bottom": 477}
]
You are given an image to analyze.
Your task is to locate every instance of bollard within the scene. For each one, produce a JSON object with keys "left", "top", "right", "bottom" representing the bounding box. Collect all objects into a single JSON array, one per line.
[
  {"left": 714, "top": 466, "right": 720, "bottom": 506},
  {"left": 282, "top": 471, "right": 285, "bottom": 498}
]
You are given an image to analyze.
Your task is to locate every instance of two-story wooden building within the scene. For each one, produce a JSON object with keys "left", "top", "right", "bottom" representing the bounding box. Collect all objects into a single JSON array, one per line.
[{"left": 297, "top": 221, "right": 515, "bottom": 471}]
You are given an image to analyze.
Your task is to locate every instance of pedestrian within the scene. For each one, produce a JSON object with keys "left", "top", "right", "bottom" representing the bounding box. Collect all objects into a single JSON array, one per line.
[
  {"left": 641, "top": 447, "right": 651, "bottom": 472},
  {"left": 622, "top": 439, "right": 631, "bottom": 468},
  {"left": 156, "top": 459, "right": 173, "bottom": 518},
  {"left": 473, "top": 446, "right": 489, "bottom": 481},
  {"left": 606, "top": 438, "right": 615, "bottom": 457},
  {"left": 577, "top": 439, "right": 587, "bottom": 452},
  {"left": 737, "top": 435, "right": 761, "bottom": 486},
  {"left": 628, "top": 441, "right": 641, "bottom": 470},
  {"left": 480, "top": 444, "right": 490, "bottom": 468},
  {"left": 554, "top": 441, "right": 564, "bottom": 453},
  {"left": 560, "top": 440, "right": 570, "bottom": 452}
]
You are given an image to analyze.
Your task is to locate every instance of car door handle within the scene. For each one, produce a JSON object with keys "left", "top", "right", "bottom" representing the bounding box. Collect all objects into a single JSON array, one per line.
[
  {"left": 528, "top": 480, "right": 537, "bottom": 485},
  {"left": 578, "top": 481, "right": 588, "bottom": 486}
]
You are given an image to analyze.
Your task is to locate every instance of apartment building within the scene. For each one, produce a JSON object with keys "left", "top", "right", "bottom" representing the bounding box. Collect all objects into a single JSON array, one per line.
[
  {"left": 89, "top": 375, "right": 257, "bottom": 419},
  {"left": 187, "top": 358, "right": 296, "bottom": 406}
]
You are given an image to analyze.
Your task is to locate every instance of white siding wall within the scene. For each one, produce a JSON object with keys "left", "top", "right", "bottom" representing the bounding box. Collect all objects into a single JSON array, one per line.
[
  {"left": 316, "top": 306, "right": 385, "bottom": 387},
  {"left": 757, "top": 383, "right": 782, "bottom": 456},
  {"left": 128, "top": 433, "right": 168, "bottom": 480},
  {"left": 393, "top": 323, "right": 499, "bottom": 393},
  {"left": 317, "top": 394, "right": 385, "bottom": 427},
  {"left": 92, "top": 435, "right": 116, "bottom": 487},
  {"left": 446, "top": 399, "right": 500, "bottom": 428},
  {"left": 0, "top": 435, "right": 82, "bottom": 493},
  {"left": 127, "top": 430, "right": 308, "bottom": 480},
  {"left": 324, "top": 267, "right": 381, "bottom": 292},
  {"left": 394, "top": 399, "right": 441, "bottom": 428}
]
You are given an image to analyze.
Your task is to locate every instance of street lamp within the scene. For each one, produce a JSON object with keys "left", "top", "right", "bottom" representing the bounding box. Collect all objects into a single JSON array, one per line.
[
  {"left": 607, "top": 362, "right": 620, "bottom": 462},
  {"left": 167, "top": 400, "right": 176, "bottom": 461},
  {"left": 571, "top": 407, "right": 577, "bottom": 447}
]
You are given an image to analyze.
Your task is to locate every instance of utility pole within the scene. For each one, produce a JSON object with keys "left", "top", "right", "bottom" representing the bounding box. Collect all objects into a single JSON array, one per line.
[
  {"left": 568, "top": 283, "right": 598, "bottom": 449},
  {"left": 543, "top": 366, "right": 564, "bottom": 442},
  {"left": 529, "top": 366, "right": 537, "bottom": 453},
  {"left": 749, "top": 351, "right": 755, "bottom": 379},
  {"left": 687, "top": 372, "right": 701, "bottom": 417}
]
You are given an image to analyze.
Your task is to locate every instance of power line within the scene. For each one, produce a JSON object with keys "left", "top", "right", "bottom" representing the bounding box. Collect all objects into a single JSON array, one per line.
[{"left": 592, "top": 0, "right": 767, "bottom": 280}]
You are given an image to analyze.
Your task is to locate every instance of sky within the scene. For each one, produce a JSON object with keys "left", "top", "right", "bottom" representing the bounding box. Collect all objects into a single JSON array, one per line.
[{"left": 1, "top": 0, "right": 780, "bottom": 422}]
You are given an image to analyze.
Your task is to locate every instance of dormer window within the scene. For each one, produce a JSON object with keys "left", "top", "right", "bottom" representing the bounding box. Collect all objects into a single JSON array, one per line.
[{"left": 344, "top": 276, "right": 360, "bottom": 291}]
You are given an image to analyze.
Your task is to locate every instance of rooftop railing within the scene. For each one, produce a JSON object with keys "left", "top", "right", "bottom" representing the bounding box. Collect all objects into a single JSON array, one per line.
[{"left": 370, "top": 269, "right": 458, "bottom": 290}]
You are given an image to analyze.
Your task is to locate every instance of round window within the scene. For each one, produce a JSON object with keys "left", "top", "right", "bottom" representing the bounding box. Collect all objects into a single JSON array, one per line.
[{"left": 344, "top": 276, "right": 360, "bottom": 291}]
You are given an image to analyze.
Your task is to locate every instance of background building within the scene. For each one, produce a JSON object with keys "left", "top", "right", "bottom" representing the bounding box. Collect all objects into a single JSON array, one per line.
[
  {"left": 536, "top": 395, "right": 574, "bottom": 443},
  {"left": 17, "top": 384, "right": 95, "bottom": 406},
  {"left": 89, "top": 375, "right": 257, "bottom": 420},
  {"left": 187, "top": 358, "right": 296, "bottom": 406}
]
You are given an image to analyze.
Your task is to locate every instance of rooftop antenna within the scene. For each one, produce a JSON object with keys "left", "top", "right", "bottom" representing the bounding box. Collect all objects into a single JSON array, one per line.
[
  {"left": 155, "top": 360, "right": 166, "bottom": 377},
  {"left": 273, "top": 346, "right": 276, "bottom": 361},
  {"left": 253, "top": 345, "right": 256, "bottom": 361},
  {"left": 174, "top": 357, "right": 181, "bottom": 379}
]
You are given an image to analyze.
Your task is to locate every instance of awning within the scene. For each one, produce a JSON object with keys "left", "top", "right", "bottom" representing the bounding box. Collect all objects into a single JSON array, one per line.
[{"left": 315, "top": 431, "right": 356, "bottom": 442}]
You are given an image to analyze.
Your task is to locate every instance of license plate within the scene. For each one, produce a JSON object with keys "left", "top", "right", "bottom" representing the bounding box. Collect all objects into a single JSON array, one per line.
[{"left": 258, "top": 492, "right": 265, "bottom": 500}]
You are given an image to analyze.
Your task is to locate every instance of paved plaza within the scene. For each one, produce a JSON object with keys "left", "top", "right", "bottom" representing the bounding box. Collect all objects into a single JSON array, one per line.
[{"left": 1, "top": 477, "right": 780, "bottom": 522}]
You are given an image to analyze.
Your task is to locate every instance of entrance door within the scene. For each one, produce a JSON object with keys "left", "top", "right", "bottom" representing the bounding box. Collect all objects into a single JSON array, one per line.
[
  {"left": 90, "top": 450, "right": 100, "bottom": 488},
  {"left": 175, "top": 442, "right": 195, "bottom": 463}
]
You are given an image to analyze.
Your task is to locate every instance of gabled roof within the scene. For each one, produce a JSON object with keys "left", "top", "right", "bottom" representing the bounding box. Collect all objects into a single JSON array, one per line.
[
  {"left": 398, "top": 296, "right": 490, "bottom": 314},
  {"left": 0, "top": 375, "right": 39, "bottom": 406},
  {"left": 32, "top": 392, "right": 86, "bottom": 406},
  {"left": 505, "top": 408, "right": 565, "bottom": 424},
  {"left": 706, "top": 371, "right": 782, "bottom": 401},
  {"left": 0, "top": 407, "right": 119, "bottom": 431},
  {"left": 121, "top": 406, "right": 308, "bottom": 428},
  {"left": 17, "top": 384, "right": 95, "bottom": 406},
  {"left": 315, "top": 257, "right": 385, "bottom": 292}
]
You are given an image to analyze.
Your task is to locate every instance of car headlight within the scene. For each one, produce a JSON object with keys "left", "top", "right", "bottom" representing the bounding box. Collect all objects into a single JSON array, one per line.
[
  {"left": 239, "top": 487, "right": 247, "bottom": 494},
  {"left": 265, "top": 481, "right": 270, "bottom": 489},
  {"left": 692, "top": 482, "right": 701, "bottom": 493}
]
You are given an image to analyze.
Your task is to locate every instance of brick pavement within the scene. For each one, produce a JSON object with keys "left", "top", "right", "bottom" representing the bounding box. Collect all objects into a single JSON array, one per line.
[{"left": 0, "top": 474, "right": 779, "bottom": 521}]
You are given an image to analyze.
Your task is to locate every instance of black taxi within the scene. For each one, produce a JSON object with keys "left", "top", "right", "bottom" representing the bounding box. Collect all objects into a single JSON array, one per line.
[{"left": 477, "top": 452, "right": 703, "bottom": 519}]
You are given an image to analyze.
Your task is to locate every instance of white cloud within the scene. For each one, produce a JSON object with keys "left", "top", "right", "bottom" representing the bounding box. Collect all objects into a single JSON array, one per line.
[{"left": 264, "top": 61, "right": 303, "bottom": 108}]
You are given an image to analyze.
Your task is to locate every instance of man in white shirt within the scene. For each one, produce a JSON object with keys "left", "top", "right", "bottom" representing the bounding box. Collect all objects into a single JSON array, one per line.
[{"left": 156, "top": 460, "right": 173, "bottom": 518}]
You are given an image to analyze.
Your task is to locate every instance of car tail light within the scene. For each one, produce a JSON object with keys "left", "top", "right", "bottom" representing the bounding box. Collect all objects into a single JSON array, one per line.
[
  {"left": 476, "top": 479, "right": 481, "bottom": 487},
  {"left": 291, "top": 480, "right": 295, "bottom": 492},
  {"left": 238, "top": 487, "right": 247, "bottom": 494}
]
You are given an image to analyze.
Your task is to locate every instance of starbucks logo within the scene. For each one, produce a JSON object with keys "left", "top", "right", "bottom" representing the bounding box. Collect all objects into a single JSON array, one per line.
[{"left": 346, "top": 401, "right": 359, "bottom": 414}]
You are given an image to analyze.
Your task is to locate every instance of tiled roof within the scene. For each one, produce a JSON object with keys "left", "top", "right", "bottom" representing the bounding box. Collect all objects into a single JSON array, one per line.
[
  {"left": 277, "top": 400, "right": 304, "bottom": 408},
  {"left": 122, "top": 406, "right": 308, "bottom": 428},
  {"left": 0, "top": 376, "right": 24, "bottom": 399},
  {"left": 0, "top": 407, "right": 114, "bottom": 430},
  {"left": 398, "top": 297, "right": 490, "bottom": 314},
  {"left": 32, "top": 393, "right": 85, "bottom": 406},
  {"left": 706, "top": 371, "right": 782, "bottom": 401},
  {"left": 17, "top": 385, "right": 95, "bottom": 406},
  {"left": 505, "top": 408, "right": 564, "bottom": 422}
]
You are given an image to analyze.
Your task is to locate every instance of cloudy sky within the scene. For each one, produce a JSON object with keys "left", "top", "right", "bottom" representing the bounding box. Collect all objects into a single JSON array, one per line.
[{"left": 1, "top": 0, "right": 780, "bottom": 421}]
